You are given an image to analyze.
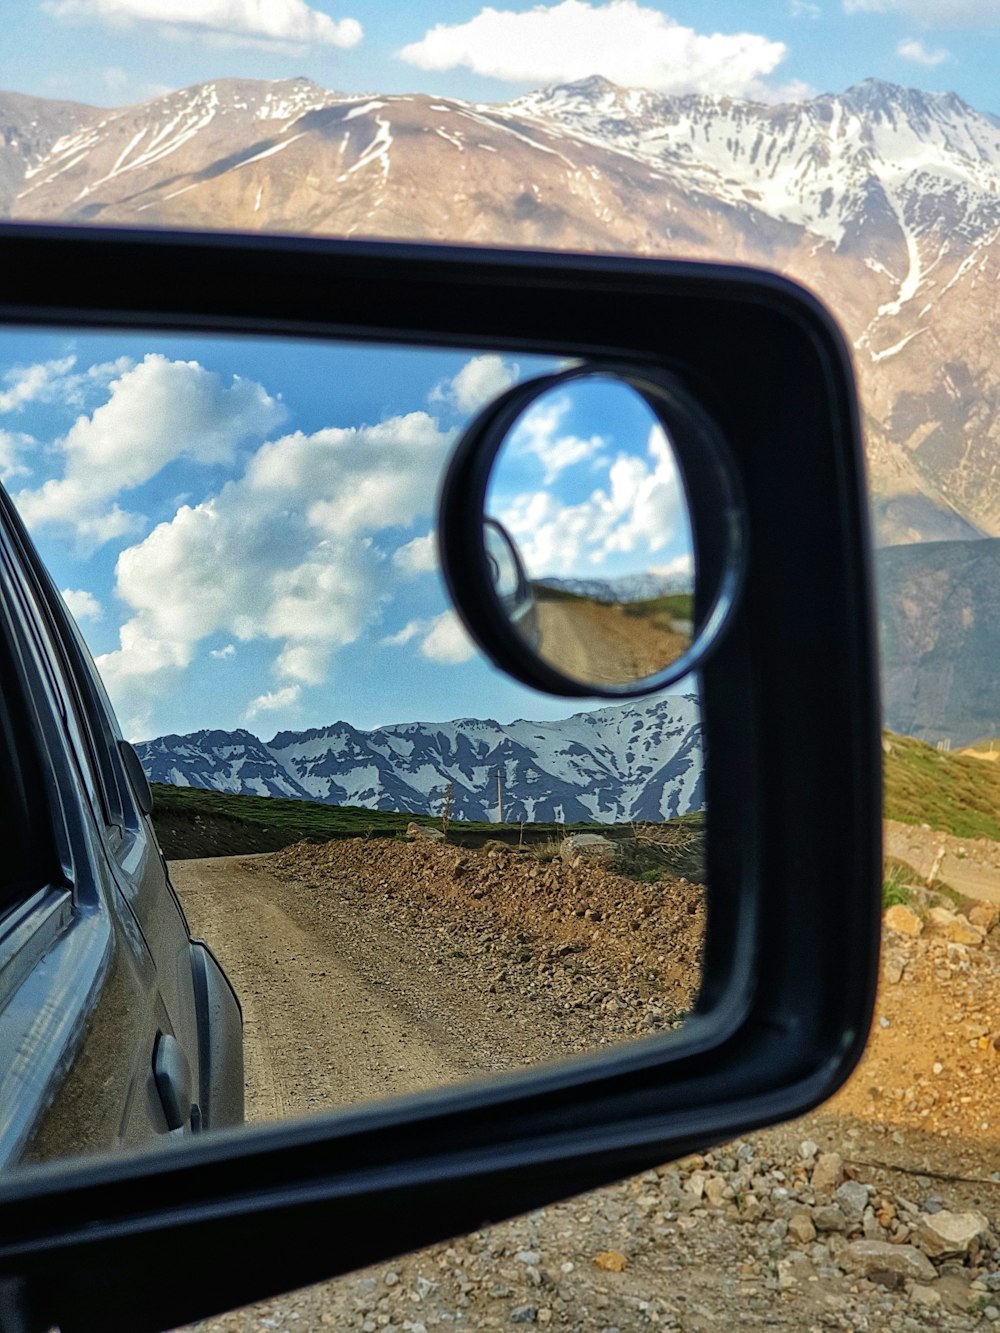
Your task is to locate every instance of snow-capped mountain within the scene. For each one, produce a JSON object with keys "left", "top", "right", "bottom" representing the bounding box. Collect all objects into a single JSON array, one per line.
[
  {"left": 135, "top": 694, "right": 703, "bottom": 824},
  {"left": 3, "top": 75, "right": 1000, "bottom": 543}
]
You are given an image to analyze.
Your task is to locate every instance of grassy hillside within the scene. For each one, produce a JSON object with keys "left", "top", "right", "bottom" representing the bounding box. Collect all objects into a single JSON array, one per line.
[
  {"left": 150, "top": 727, "right": 1000, "bottom": 863},
  {"left": 883, "top": 732, "right": 1000, "bottom": 841},
  {"left": 150, "top": 783, "right": 604, "bottom": 860}
]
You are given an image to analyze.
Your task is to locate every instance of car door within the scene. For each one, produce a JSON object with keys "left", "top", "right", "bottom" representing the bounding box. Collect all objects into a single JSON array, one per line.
[{"left": 0, "top": 486, "right": 205, "bottom": 1164}]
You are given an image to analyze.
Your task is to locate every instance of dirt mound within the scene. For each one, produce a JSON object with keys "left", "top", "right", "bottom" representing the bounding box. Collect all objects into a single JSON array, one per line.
[{"left": 272, "top": 835, "right": 705, "bottom": 1026}]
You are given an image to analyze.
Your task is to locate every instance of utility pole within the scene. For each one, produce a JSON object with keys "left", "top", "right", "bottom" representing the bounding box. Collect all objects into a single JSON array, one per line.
[{"left": 440, "top": 781, "right": 453, "bottom": 840}]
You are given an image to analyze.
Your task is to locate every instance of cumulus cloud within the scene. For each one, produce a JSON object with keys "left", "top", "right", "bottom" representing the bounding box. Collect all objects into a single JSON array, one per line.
[
  {"left": 0, "top": 429, "right": 34, "bottom": 483},
  {"left": 897, "top": 36, "right": 951, "bottom": 63},
  {"left": 61, "top": 588, "right": 103, "bottom": 622},
  {"left": 509, "top": 392, "right": 604, "bottom": 483},
  {"left": 844, "top": 0, "right": 1000, "bottom": 21},
  {"left": 393, "top": 531, "right": 438, "bottom": 576},
  {"left": 400, "top": 1, "right": 789, "bottom": 99},
  {"left": 0, "top": 356, "right": 77, "bottom": 414},
  {"left": 16, "top": 354, "right": 284, "bottom": 550},
  {"left": 430, "top": 355, "right": 520, "bottom": 416},
  {"left": 381, "top": 611, "right": 476, "bottom": 664},
  {"left": 245, "top": 684, "right": 301, "bottom": 719},
  {"left": 209, "top": 643, "right": 236, "bottom": 659},
  {"left": 95, "top": 410, "right": 453, "bottom": 735},
  {"left": 45, "top": 0, "right": 363, "bottom": 49},
  {"left": 500, "top": 423, "right": 689, "bottom": 577}
]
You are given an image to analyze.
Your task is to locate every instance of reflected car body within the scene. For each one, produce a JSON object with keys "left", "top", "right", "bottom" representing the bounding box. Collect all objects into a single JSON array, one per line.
[
  {"left": 0, "top": 483, "right": 243, "bottom": 1169},
  {"left": 484, "top": 517, "right": 540, "bottom": 650}
]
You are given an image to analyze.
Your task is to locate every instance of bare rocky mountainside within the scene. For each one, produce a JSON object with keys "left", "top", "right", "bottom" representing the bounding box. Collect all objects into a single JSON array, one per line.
[
  {"left": 5, "top": 73, "right": 1000, "bottom": 743},
  {"left": 5, "top": 72, "right": 1000, "bottom": 736}
]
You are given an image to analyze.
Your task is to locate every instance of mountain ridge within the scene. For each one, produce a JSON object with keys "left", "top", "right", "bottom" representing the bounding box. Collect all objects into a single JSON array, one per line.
[
  {"left": 4, "top": 73, "right": 999, "bottom": 547},
  {"left": 135, "top": 694, "right": 704, "bottom": 825}
]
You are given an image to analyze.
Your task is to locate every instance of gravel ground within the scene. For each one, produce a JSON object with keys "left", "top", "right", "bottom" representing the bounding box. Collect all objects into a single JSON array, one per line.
[{"left": 174, "top": 841, "right": 1000, "bottom": 1331}]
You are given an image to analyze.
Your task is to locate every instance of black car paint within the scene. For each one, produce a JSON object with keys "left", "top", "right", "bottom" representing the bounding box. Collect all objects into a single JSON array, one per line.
[{"left": 0, "top": 481, "right": 243, "bottom": 1168}]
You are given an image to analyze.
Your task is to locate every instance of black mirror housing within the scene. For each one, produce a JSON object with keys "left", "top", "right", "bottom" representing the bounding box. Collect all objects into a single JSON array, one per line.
[{"left": 0, "top": 224, "right": 880, "bottom": 1333}]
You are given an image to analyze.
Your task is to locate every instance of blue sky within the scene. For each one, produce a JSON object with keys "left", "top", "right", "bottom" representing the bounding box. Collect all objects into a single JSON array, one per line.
[
  {"left": 4, "top": 1, "right": 999, "bottom": 115},
  {"left": 0, "top": 331, "right": 694, "bottom": 740}
]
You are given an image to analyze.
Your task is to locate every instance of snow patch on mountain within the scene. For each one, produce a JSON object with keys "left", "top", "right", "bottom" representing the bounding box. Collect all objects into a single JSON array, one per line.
[{"left": 135, "top": 695, "right": 703, "bottom": 824}]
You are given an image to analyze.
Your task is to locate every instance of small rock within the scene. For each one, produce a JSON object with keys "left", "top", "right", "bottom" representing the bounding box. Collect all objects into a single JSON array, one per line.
[
  {"left": 510, "top": 1307, "right": 538, "bottom": 1324},
  {"left": 406, "top": 822, "right": 445, "bottom": 842},
  {"left": 812, "top": 1152, "right": 844, "bottom": 1193},
  {"left": 968, "top": 900, "right": 999, "bottom": 931},
  {"left": 560, "top": 834, "right": 618, "bottom": 865},
  {"left": 838, "top": 1240, "right": 937, "bottom": 1288},
  {"left": 909, "top": 1285, "right": 941, "bottom": 1309},
  {"left": 800, "top": 1140, "right": 819, "bottom": 1160},
  {"left": 884, "top": 904, "right": 923, "bottom": 936},
  {"left": 916, "top": 1209, "right": 991, "bottom": 1259},
  {"left": 813, "top": 1205, "right": 850, "bottom": 1233},
  {"left": 836, "top": 1180, "right": 870, "bottom": 1223},
  {"left": 788, "top": 1212, "right": 817, "bottom": 1245},
  {"left": 704, "top": 1176, "right": 727, "bottom": 1207},
  {"left": 685, "top": 1172, "right": 706, "bottom": 1199},
  {"left": 515, "top": 1251, "right": 540, "bottom": 1266},
  {"left": 924, "top": 906, "right": 984, "bottom": 946},
  {"left": 593, "top": 1251, "right": 628, "bottom": 1273},
  {"left": 884, "top": 954, "right": 907, "bottom": 984}
]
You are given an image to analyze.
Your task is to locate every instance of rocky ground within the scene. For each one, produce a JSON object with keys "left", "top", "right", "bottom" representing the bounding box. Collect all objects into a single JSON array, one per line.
[{"left": 182, "top": 837, "right": 1000, "bottom": 1332}]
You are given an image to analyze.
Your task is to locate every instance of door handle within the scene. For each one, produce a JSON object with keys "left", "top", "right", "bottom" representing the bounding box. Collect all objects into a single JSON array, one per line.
[{"left": 153, "top": 1033, "right": 193, "bottom": 1131}]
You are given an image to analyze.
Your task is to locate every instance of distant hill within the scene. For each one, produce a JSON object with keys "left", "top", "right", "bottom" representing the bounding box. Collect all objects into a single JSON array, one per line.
[
  {"left": 877, "top": 539, "right": 1000, "bottom": 748},
  {"left": 883, "top": 730, "right": 1000, "bottom": 842}
]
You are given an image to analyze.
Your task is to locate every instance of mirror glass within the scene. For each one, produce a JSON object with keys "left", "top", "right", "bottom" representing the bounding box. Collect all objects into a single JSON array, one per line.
[
  {"left": 483, "top": 377, "right": 696, "bottom": 689},
  {"left": 0, "top": 328, "right": 706, "bottom": 1176}
]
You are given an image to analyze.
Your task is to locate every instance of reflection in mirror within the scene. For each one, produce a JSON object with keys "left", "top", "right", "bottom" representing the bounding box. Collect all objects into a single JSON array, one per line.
[
  {"left": 0, "top": 329, "right": 705, "bottom": 1176},
  {"left": 484, "top": 377, "right": 696, "bottom": 689}
]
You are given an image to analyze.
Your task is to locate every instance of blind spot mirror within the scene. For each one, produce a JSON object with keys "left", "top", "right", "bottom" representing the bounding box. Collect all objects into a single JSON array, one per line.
[{"left": 439, "top": 365, "right": 745, "bottom": 698}]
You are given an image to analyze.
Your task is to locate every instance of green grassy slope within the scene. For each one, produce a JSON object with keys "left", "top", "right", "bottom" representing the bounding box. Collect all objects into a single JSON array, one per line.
[
  {"left": 150, "top": 783, "right": 604, "bottom": 860},
  {"left": 883, "top": 732, "right": 1000, "bottom": 841}
]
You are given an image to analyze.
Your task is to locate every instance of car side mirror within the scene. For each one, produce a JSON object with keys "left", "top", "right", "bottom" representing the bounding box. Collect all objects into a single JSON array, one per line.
[{"left": 0, "top": 225, "right": 880, "bottom": 1333}]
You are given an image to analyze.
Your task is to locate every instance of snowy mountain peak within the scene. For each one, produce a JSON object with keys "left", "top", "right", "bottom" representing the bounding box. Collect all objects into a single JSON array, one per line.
[{"left": 136, "top": 696, "right": 704, "bottom": 825}]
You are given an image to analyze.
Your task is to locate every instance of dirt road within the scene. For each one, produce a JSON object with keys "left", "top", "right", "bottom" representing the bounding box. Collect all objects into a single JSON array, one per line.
[
  {"left": 534, "top": 599, "right": 687, "bottom": 685},
  {"left": 173, "top": 854, "right": 570, "bottom": 1124}
]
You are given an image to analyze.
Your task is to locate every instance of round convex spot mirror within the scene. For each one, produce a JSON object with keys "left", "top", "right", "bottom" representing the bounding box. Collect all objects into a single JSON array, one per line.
[{"left": 439, "top": 364, "right": 744, "bottom": 698}]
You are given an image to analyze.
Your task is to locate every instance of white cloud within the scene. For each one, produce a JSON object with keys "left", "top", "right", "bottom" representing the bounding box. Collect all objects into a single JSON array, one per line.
[
  {"left": 790, "top": 0, "right": 821, "bottom": 16},
  {"left": 95, "top": 410, "right": 454, "bottom": 735},
  {"left": 897, "top": 36, "right": 951, "bottom": 64},
  {"left": 500, "top": 423, "right": 689, "bottom": 576},
  {"left": 844, "top": 0, "right": 1000, "bottom": 21},
  {"left": 430, "top": 355, "right": 520, "bottom": 416},
  {"left": 245, "top": 684, "right": 301, "bottom": 719},
  {"left": 400, "top": 1, "right": 789, "bottom": 99},
  {"left": 61, "top": 588, "right": 103, "bottom": 622},
  {"left": 509, "top": 393, "right": 603, "bottom": 483},
  {"left": 421, "top": 610, "right": 477, "bottom": 664},
  {"left": 0, "top": 429, "right": 34, "bottom": 483},
  {"left": 0, "top": 356, "right": 77, "bottom": 414},
  {"left": 209, "top": 643, "right": 236, "bottom": 659},
  {"left": 393, "top": 531, "right": 438, "bottom": 575},
  {"left": 381, "top": 619, "right": 425, "bottom": 648},
  {"left": 381, "top": 611, "right": 476, "bottom": 664},
  {"left": 45, "top": 0, "right": 363, "bottom": 49},
  {"left": 16, "top": 354, "right": 284, "bottom": 550}
]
